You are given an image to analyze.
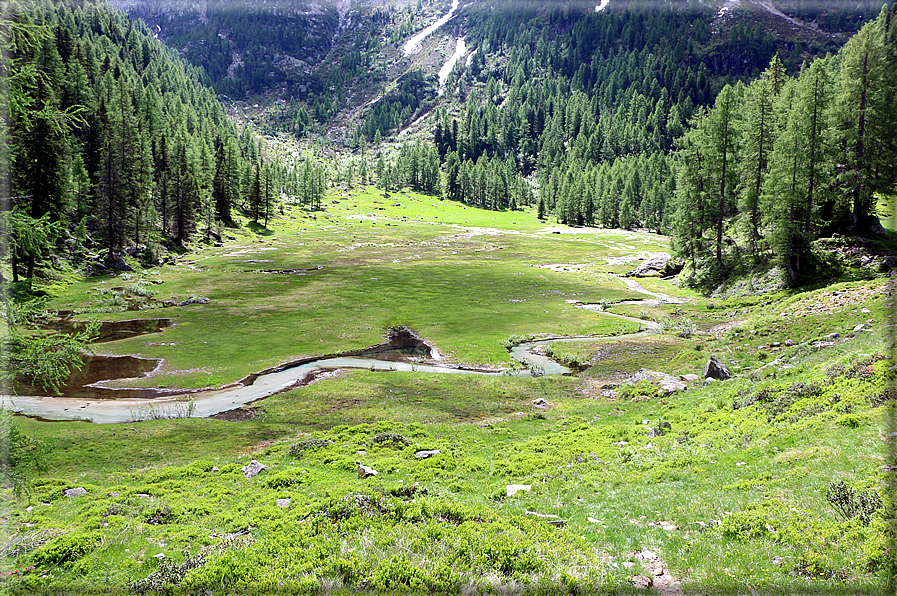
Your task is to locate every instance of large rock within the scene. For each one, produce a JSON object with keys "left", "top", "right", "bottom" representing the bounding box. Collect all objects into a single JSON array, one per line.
[
  {"left": 64, "top": 487, "right": 88, "bottom": 498},
  {"left": 703, "top": 355, "right": 731, "bottom": 380},
  {"left": 506, "top": 484, "right": 531, "bottom": 497},
  {"left": 357, "top": 462, "right": 378, "bottom": 478},
  {"left": 627, "top": 252, "right": 671, "bottom": 277},
  {"left": 241, "top": 460, "right": 270, "bottom": 478},
  {"left": 111, "top": 254, "right": 133, "bottom": 272}
]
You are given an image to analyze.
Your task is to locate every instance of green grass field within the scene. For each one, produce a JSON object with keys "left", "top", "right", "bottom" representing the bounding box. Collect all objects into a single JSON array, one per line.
[{"left": 2, "top": 188, "right": 894, "bottom": 594}]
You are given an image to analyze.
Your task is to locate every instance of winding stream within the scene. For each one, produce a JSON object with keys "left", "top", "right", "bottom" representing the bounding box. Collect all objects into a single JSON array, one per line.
[{"left": 3, "top": 278, "right": 678, "bottom": 424}]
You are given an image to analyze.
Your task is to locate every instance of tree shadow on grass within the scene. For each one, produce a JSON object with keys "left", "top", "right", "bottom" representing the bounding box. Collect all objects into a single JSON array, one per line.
[{"left": 246, "top": 221, "right": 275, "bottom": 236}]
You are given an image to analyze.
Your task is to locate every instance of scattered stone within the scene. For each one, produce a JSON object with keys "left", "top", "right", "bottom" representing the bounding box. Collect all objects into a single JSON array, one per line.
[
  {"left": 355, "top": 450, "right": 367, "bottom": 456},
  {"left": 623, "top": 369, "right": 686, "bottom": 394},
  {"left": 135, "top": 493, "right": 151, "bottom": 498},
  {"left": 276, "top": 499, "right": 291, "bottom": 508},
  {"left": 880, "top": 256, "right": 897, "bottom": 270},
  {"left": 153, "top": 553, "right": 165, "bottom": 560},
  {"left": 703, "top": 355, "right": 731, "bottom": 380},
  {"left": 506, "top": 484, "right": 531, "bottom": 497},
  {"left": 357, "top": 462, "right": 378, "bottom": 478},
  {"left": 638, "top": 550, "right": 659, "bottom": 562},
  {"left": 241, "top": 460, "right": 270, "bottom": 479},
  {"left": 210, "top": 466, "right": 219, "bottom": 472},
  {"left": 853, "top": 323, "right": 866, "bottom": 332},
  {"left": 736, "top": 461, "right": 747, "bottom": 466},
  {"left": 679, "top": 373, "right": 700, "bottom": 383},
  {"left": 64, "top": 487, "right": 87, "bottom": 498},
  {"left": 632, "top": 575, "right": 653, "bottom": 589},
  {"left": 827, "top": 332, "right": 840, "bottom": 339},
  {"left": 784, "top": 339, "right": 795, "bottom": 346},
  {"left": 177, "top": 296, "right": 210, "bottom": 306},
  {"left": 658, "top": 521, "right": 678, "bottom": 531},
  {"left": 653, "top": 566, "right": 665, "bottom": 576},
  {"left": 771, "top": 342, "right": 781, "bottom": 347},
  {"left": 414, "top": 450, "right": 441, "bottom": 459},
  {"left": 587, "top": 517, "right": 601, "bottom": 523},
  {"left": 773, "top": 556, "right": 785, "bottom": 567},
  {"left": 622, "top": 561, "right": 636, "bottom": 569},
  {"left": 532, "top": 398, "right": 548, "bottom": 406},
  {"left": 627, "top": 252, "right": 671, "bottom": 277},
  {"left": 862, "top": 308, "right": 871, "bottom": 314}
]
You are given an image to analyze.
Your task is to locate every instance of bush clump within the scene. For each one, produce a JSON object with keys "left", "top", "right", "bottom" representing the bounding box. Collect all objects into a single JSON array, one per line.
[
  {"left": 287, "top": 439, "right": 333, "bottom": 457},
  {"left": 372, "top": 432, "right": 412, "bottom": 446},
  {"left": 825, "top": 480, "right": 881, "bottom": 525},
  {"left": 130, "top": 551, "right": 206, "bottom": 595}
]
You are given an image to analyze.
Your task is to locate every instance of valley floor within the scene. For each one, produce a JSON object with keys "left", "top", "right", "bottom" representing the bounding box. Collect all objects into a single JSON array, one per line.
[{"left": 1, "top": 187, "right": 894, "bottom": 594}]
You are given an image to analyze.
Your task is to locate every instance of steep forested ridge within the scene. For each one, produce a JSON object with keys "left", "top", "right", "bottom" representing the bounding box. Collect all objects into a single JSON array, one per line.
[
  {"left": 2, "top": 0, "right": 334, "bottom": 290},
  {"left": 4, "top": 0, "right": 247, "bottom": 273}
]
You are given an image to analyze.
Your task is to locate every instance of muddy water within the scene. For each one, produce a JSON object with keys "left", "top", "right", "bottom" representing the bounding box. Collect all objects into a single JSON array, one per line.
[{"left": 46, "top": 318, "right": 174, "bottom": 343}]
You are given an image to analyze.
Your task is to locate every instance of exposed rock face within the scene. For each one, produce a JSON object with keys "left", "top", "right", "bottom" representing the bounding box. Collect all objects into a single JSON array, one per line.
[
  {"left": 361, "top": 326, "right": 433, "bottom": 360},
  {"left": 703, "top": 355, "right": 731, "bottom": 380},
  {"left": 241, "top": 460, "right": 270, "bottom": 478},
  {"left": 627, "top": 252, "right": 671, "bottom": 277}
]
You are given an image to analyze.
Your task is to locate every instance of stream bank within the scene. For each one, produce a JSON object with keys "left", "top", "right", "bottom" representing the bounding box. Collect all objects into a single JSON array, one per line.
[{"left": 4, "top": 278, "right": 681, "bottom": 424}]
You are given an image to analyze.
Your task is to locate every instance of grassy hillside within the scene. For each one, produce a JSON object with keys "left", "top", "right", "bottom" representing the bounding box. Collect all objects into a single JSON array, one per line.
[{"left": 1, "top": 191, "right": 894, "bottom": 594}]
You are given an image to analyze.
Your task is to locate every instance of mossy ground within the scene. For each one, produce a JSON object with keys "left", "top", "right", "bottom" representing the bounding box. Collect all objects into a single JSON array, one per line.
[{"left": 2, "top": 188, "right": 894, "bottom": 594}]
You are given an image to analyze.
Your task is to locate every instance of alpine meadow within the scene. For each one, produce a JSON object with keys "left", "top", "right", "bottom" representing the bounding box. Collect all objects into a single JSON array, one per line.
[{"left": 2, "top": 0, "right": 897, "bottom": 594}]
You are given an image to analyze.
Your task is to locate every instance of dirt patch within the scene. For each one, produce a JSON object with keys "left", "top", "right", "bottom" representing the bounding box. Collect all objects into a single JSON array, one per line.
[{"left": 209, "top": 407, "right": 262, "bottom": 421}]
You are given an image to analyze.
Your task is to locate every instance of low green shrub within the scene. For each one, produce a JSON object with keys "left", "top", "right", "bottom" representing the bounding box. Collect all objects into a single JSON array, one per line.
[
  {"left": 28, "top": 531, "right": 101, "bottom": 568},
  {"left": 287, "top": 439, "right": 333, "bottom": 458},
  {"left": 372, "top": 432, "right": 412, "bottom": 446}
]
